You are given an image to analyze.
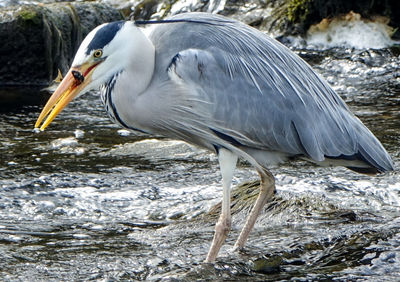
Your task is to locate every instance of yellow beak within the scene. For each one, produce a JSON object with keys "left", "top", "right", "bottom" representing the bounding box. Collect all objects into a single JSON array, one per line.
[{"left": 35, "top": 62, "right": 99, "bottom": 131}]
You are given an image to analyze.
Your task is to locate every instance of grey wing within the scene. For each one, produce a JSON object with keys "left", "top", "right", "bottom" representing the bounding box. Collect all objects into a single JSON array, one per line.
[{"left": 150, "top": 13, "right": 393, "bottom": 172}]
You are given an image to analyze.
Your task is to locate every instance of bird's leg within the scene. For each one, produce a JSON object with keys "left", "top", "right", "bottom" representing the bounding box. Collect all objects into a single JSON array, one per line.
[
  {"left": 234, "top": 168, "right": 275, "bottom": 250},
  {"left": 205, "top": 148, "right": 238, "bottom": 263}
]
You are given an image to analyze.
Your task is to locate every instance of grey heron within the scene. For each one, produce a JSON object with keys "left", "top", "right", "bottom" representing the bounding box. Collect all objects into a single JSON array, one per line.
[{"left": 35, "top": 12, "right": 394, "bottom": 262}]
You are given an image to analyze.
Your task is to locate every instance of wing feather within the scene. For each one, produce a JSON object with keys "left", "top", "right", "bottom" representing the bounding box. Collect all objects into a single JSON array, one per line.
[{"left": 146, "top": 13, "right": 393, "bottom": 172}]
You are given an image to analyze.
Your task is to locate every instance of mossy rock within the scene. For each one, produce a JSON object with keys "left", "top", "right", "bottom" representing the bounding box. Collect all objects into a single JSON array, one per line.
[
  {"left": 16, "top": 6, "right": 42, "bottom": 26},
  {"left": 287, "top": 0, "right": 312, "bottom": 23},
  {"left": 0, "top": 2, "right": 123, "bottom": 89}
]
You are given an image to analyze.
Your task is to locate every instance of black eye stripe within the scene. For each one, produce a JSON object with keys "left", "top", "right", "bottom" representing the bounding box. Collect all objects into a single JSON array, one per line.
[{"left": 85, "top": 21, "right": 125, "bottom": 55}]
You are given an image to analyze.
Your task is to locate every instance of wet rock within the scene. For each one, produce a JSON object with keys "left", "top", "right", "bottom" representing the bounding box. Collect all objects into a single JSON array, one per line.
[
  {"left": 130, "top": 0, "right": 284, "bottom": 33},
  {"left": 206, "top": 179, "right": 359, "bottom": 225},
  {"left": 253, "top": 255, "right": 283, "bottom": 274},
  {"left": 0, "top": 2, "right": 123, "bottom": 88}
]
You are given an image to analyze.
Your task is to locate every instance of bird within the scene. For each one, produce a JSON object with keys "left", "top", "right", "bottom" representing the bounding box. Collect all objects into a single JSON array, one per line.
[{"left": 34, "top": 12, "right": 394, "bottom": 262}]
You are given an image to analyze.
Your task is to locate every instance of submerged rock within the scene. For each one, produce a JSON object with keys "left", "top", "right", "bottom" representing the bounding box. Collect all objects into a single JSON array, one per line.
[
  {"left": 207, "top": 178, "right": 359, "bottom": 225},
  {"left": 0, "top": 2, "right": 123, "bottom": 88}
]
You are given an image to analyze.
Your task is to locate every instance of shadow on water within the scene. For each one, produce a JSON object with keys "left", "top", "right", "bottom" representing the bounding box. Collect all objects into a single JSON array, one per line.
[
  {"left": 0, "top": 87, "right": 50, "bottom": 113},
  {"left": 0, "top": 47, "right": 399, "bottom": 280}
]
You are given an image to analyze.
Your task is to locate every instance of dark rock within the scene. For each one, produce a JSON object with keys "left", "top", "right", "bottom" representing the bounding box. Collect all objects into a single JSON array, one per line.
[
  {"left": 253, "top": 255, "right": 283, "bottom": 274},
  {"left": 131, "top": 0, "right": 160, "bottom": 20},
  {"left": 0, "top": 2, "right": 123, "bottom": 88}
]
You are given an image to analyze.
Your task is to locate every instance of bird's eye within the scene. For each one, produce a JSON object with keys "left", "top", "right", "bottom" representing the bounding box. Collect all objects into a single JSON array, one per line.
[{"left": 93, "top": 49, "right": 103, "bottom": 58}]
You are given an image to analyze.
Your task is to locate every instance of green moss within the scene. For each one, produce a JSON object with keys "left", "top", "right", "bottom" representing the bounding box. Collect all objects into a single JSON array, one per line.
[
  {"left": 287, "top": 0, "right": 312, "bottom": 23},
  {"left": 159, "top": 0, "right": 179, "bottom": 19},
  {"left": 17, "top": 6, "right": 42, "bottom": 26}
]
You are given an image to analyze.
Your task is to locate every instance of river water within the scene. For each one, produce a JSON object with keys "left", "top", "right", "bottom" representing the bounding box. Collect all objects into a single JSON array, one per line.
[{"left": 0, "top": 41, "right": 399, "bottom": 281}]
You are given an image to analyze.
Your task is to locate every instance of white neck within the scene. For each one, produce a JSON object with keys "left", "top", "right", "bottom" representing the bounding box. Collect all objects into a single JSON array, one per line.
[
  {"left": 100, "top": 23, "right": 155, "bottom": 94},
  {"left": 124, "top": 26, "right": 155, "bottom": 95},
  {"left": 104, "top": 24, "right": 156, "bottom": 131}
]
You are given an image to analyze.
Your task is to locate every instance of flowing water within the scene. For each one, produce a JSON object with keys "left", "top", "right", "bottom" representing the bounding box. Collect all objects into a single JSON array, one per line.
[{"left": 0, "top": 42, "right": 399, "bottom": 280}]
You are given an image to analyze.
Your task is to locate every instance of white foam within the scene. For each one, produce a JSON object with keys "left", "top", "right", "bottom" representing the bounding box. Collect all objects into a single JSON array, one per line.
[
  {"left": 50, "top": 137, "right": 85, "bottom": 155},
  {"left": 117, "top": 129, "right": 130, "bottom": 136},
  {"left": 103, "top": 139, "right": 211, "bottom": 161},
  {"left": 51, "top": 137, "right": 78, "bottom": 149},
  {"left": 306, "top": 13, "right": 397, "bottom": 49},
  {"left": 74, "top": 129, "right": 85, "bottom": 139}
]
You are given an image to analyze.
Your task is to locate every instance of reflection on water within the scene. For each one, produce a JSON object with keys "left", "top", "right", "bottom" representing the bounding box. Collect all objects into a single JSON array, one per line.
[{"left": 0, "top": 48, "right": 399, "bottom": 280}]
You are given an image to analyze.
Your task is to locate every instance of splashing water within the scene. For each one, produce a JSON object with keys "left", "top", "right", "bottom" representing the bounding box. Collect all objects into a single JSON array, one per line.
[{"left": 306, "top": 12, "right": 397, "bottom": 49}]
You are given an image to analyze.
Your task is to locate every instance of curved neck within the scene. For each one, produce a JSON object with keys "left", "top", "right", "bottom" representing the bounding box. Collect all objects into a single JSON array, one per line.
[
  {"left": 126, "top": 27, "right": 155, "bottom": 94},
  {"left": 102, "top": 27, "right": 156, "bottom": 132}
]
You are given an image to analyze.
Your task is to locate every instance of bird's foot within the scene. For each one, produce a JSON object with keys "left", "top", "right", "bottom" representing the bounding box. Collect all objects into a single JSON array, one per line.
[
  {"left": 232, "top": 245, "right": 244, "bottom": 253},
  {"left": 205, "top": 215, "right": 231, "bottom": 263}
]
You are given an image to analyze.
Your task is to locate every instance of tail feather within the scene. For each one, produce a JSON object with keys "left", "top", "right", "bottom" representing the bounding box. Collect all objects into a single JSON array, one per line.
[
  {"left": 356, "top": 123, "right": 394, "bottom": 173},
  {"left": 328, "top": 128, "right": 393, "bottom": 174}
]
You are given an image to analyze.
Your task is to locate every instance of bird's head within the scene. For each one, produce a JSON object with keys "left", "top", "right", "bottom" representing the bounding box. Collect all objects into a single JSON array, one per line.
[{"left": 35, "top": 21, "right": 155, "bottom": 131}]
